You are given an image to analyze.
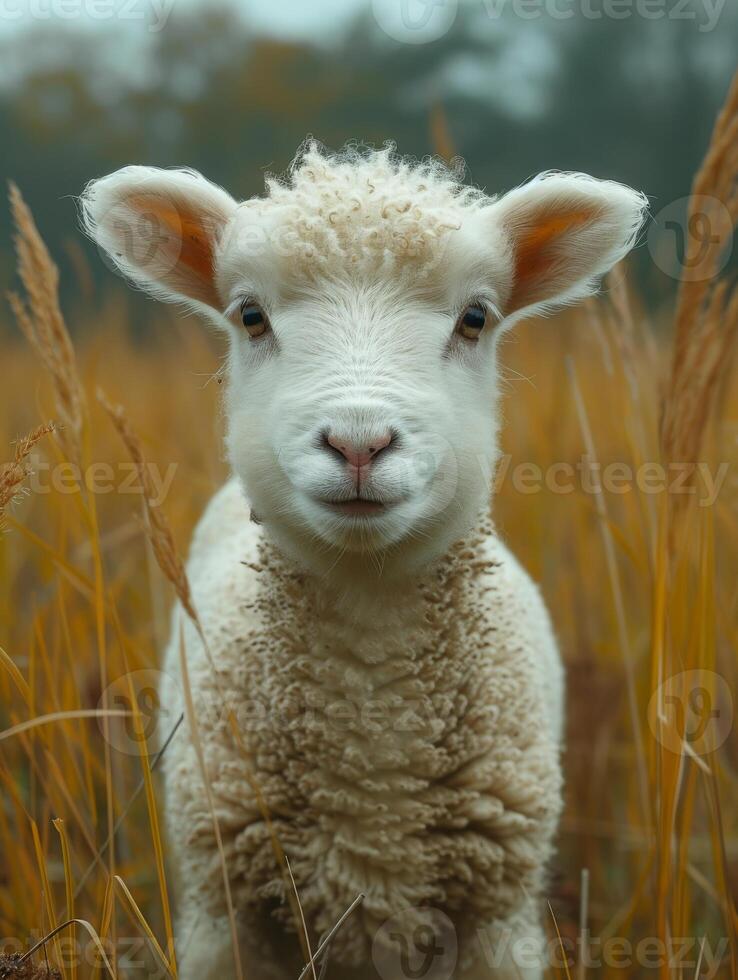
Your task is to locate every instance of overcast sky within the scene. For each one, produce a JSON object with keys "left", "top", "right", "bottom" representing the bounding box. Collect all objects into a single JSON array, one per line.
[
  {"left": 239, "top": 0, "right": 367, "bottom": 38},
  {"left": 0, "top": 0, "right": 369, "bottom": 38}
]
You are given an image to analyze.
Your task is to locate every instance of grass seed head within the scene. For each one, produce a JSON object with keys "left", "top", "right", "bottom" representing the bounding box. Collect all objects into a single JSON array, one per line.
[
  {"left": 8, "top": 182, "right": 84, "bottom": 465},
  {"left": 0, "top": 422, "right": 55, "bottom": 529}
]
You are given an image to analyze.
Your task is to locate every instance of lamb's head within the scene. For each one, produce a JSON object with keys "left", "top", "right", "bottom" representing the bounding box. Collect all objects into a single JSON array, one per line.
[{"left": 82, "top": 144, "right": 646, "bottom": 574}]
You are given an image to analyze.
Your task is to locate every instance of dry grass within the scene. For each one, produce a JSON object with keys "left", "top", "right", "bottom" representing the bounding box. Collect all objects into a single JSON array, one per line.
[
  {"left": 7, "top": 184, "right": 83, "bottom": 467},
  {"left": 0, "top": 424, "right": 55, "bottom": 531},
  {"left": 661, "top": 69, "right": 738, "bottom": 477},
  {"left": 1, "top": 81, "right": 738, "bottom": 977}
]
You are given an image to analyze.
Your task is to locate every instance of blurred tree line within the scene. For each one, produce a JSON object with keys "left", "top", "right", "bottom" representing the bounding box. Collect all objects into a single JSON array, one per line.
[{"left": 1, "top": 0, "right": 736, "bottom": 326}]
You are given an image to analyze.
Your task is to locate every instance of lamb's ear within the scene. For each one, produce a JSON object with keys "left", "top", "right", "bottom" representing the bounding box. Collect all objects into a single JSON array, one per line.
[
  {"left": 80, "top": 166, "right": 238, "bottom": 310},
  {"left": 486, "top": 173, "right": 648, "bottom": 320}
]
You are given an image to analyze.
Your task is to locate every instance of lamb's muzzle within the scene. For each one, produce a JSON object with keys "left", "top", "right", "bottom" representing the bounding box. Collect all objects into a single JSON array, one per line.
[{"left": 81, "top": 141, "right": 647, "bottom": 980}]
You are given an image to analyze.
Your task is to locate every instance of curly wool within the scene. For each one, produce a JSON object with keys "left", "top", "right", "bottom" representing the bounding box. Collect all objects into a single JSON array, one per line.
[
  {"left": 237, "top": 142, "right": 488, "bottom": 282},
  {"left": 160, "top": 480, "right": 563, "bottom": 977}
]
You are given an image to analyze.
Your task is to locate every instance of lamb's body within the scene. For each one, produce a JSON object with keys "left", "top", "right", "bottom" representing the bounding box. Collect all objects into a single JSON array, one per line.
[
  {"left": 82, "top": 140, "right": 645, "bottom": 980},
  {"left": 161, "top": 478, "right": 564, "bottom": 979}
]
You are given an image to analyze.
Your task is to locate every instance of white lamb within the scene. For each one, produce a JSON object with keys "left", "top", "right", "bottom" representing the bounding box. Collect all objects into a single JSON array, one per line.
[{"left": 82, "top": 144, "right": 646, "bottom": 980}]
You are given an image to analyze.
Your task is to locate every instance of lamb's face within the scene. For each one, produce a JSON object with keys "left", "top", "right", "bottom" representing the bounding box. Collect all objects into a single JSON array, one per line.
[
  {"left": 82, "top": 145, "right": 647, "bottom": 571},
  {"left": 222, "top": 266, "right": 504, "bottom": 558}
]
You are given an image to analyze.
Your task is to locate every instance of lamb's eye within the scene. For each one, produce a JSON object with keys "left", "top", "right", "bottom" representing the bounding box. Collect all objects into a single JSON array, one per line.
[
  {"left": 456, "top": 304, "right": 487, "bottom": 341},
  {"left": 240, "top": 302, "right": 268, "bottom": 338}
]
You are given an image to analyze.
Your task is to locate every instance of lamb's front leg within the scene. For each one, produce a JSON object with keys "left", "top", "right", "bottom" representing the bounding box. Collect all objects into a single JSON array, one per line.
[
  {"left": 461, "top": 905, "right": 547, "bottom": 980},
  {"left": 164, "top": 759, "right": 297, "bottom": 980},
  {"left": 161, "top": 706, "right": 294, "bottom": 980},
  {"left": 174, "top": 896, "right": 292, "bottom": 980},
  {"left": 175, "top": 902, "right": 235, "bottom": 980}
]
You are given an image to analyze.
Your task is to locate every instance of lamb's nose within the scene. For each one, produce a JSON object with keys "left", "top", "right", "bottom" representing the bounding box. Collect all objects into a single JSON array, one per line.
[{"left": 325, "top": 431, "right": 393, "bottom": 469}]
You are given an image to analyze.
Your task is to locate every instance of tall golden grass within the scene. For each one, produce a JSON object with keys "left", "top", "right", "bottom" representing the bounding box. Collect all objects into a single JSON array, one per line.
[{"left": 1, "top": 77, "right": 737, "bottom": 978}]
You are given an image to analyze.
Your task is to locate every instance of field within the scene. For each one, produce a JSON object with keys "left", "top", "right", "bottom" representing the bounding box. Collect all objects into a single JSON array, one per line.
[{"left": 1, "top": 81, "right": 738, "bottom": 980}]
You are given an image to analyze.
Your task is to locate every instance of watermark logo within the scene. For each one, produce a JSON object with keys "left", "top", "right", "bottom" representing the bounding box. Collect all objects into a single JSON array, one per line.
[
  {"left": 98, "top": 668, "right": 176, "bottom": 756},
  {"left": 372, "top": 0, "right": 459, "bottom": 43},
  {"left": 647, "top": 195, "right": 734, "bottom": 282},
  {"left": 373, "top": 907, "right": 457, "bottom": 980},
  {"left": 92, "top": 196, "right": 185, "bottom": 283},
  {"left": 647, "top": 669, "right": 733, "bottom": 756}
]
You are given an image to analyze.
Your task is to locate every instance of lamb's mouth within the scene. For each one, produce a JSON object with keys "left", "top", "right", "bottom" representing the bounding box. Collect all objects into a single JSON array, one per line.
[
  {"left": 320, "top": 497, "right": 391, "bottom": 517},
  {"left": 322, "top": 498, "right": 387, "bottom": 517}
]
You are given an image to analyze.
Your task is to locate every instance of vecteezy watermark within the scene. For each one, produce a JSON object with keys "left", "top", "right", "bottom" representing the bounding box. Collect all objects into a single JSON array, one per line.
[
  {"left": 648, "top": 195, "right": 734, "bottom": 282},
  {"left": 0, "top": 928, "right": 729, "bottom": 979},
  {"left": 19, "top": 458, "right": 178, "bottom": 506},
  {"left": 370, "top": 912, "right": 729, "bottom": 979},
  {"left": 97, "top": 668, "right": 498, "bottom": 754},
  {"left": 0, "top": 0, "right": 176, "bottom": 32},
  {"left": 373, "top": 908, "right": 458, "bottom": 980},
  {"left": 371, "top": 0, "right": 726, "bottom": 42},
  {"left": 11, "top": 451, "right": 733, "bottom": 511},
  {"left": 475, "top": 927, "right": 728, "bottom": 977},
  {"left": 89, "top": 187, "right": 732, "bottom": 301},
  {"left": 490, "top": 455, "right": 730, "bottom": 507},
  {"left": 1, "top": 934, "right": 172, "bottom": 979},
  {"left": 647, "top": 669, "right": 733, "bottom": 756},
  {"left": 93, "top": 197, "right": 459, "bottom": 282}
]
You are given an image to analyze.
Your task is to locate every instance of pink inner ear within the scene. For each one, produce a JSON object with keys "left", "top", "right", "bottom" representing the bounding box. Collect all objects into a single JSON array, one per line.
[
  {"left": 128, "top": 193, "right": 220, "bottom": 306},
  {"left": 508, "top": 208, "right": 596, "bottom": 313}
]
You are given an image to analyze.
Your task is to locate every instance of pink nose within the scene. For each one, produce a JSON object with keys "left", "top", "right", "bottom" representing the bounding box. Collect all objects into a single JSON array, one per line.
[{"left": 325, "top": 431, "right": 393, "bottom": 469}]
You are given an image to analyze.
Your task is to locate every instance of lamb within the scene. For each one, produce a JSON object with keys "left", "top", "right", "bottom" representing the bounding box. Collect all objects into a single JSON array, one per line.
[{"left": 81, "top": 143, "right": 646, "bottom": 980}]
